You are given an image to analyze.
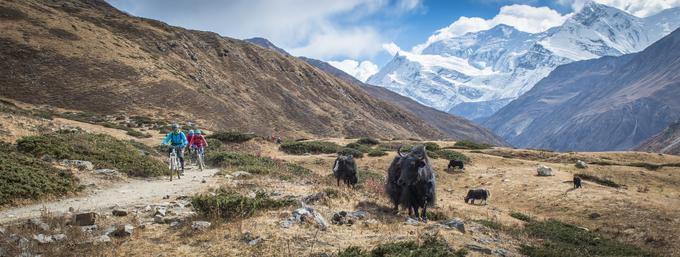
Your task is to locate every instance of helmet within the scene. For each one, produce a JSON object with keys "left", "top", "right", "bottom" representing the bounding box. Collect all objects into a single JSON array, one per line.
[
  {"left": 195, "top": 129, "right": 202, "bottom": 134},
  {"left": 188, "top": 130, "right": 195, "bottom": 134},
  {"left": 171, "top": 124, "right": 179, "bottom": 130}
]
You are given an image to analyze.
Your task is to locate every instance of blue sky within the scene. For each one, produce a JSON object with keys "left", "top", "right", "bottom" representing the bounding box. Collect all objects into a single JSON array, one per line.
[{"left": 106, "top": 0, "right": 680, "bottom": 81}]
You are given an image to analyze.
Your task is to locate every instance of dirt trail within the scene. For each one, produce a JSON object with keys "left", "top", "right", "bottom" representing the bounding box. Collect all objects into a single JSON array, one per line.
[{"left": 0, "top": 166, "right": 221, "bottom": 224}]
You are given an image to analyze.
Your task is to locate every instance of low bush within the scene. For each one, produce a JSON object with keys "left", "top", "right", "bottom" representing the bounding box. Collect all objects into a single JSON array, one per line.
[
  {"left": 435, "top": 150, "right": 470, "bottom": 163},
  {"left": 510, "top": 211, "right": 532, "bottom": 222},
  {"left": 16, "top": 131, "right": 166, "bottom": 177},
  {"left": 337, "top": 236, "right": 467, "bottom": 257},
  {"left": 323, "top": 188, "right": 339, "bottom": 198},
  {"left": 207, "top": 151, "right": 312, "bottom": 180},
  {"left": 346, "top": 142, "right": 373, "bottom": 153},
  {"left": 356, "top": 137, "right": 380, "bottom": 145},
  {"left": 475, "top": 219, "right": 504, "bottom": 230},
  {"left": 192, "top": 190, "right": 295, "bottom": 220},
  {"left": 575, "top": 173, "right": 621, "bottom": 188},
  {"left": 423, "top": 142, "right": 441, "bottom": 151},
  {"left": 358, "top": 170, "right": 385, "bottom": 185},
  {"left": 205, "top": 138, "right": 222, "bottom": 152},
  {"left": 207, "top": 131, "right": 257, "bottom": 143},
  {"left": 367, "top": 149, "right": 387, "bottom": 157},
  {"left": 520, "top": 219, "right": 659, "bottom": 257},
  {"left": 338, "top": 147, "right": 364, "bottom": 158},
  {"left": 279, "top": 141, "right": 341, "bottom": 155},
  {"left": 0, "top": 143, "right": 80, "bottom": 205},
  {"left": 452, "top": 140, "right": 492, "bottom": 150}
]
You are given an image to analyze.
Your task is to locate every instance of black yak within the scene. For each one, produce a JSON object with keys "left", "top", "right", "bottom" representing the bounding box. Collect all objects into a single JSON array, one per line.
[
  {"left": 464, "top": 189, "right": 490, "bottom": 205},
  {"left": 574, "top": 176, "right": 582, "bottom": 189},
  {"left": 385, "top": 145, "right": 436, "bottom": 221},
  {"left": 333, "top": 154, "right": 358, "bottom": 187},
  {"left": 447, "top": 159, "right": 465, "bottom": 172}
]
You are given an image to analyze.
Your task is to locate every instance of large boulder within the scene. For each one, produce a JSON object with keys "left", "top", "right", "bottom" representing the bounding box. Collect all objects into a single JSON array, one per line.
[
  {"left": 575, "top": 160, "right": 588, "bottom": 169},
  {"left": 537, "top": 165, "right": 554, "bottom": 176},
  {"left": 74, "top": 212, "right": 97, "bottom": 226}
]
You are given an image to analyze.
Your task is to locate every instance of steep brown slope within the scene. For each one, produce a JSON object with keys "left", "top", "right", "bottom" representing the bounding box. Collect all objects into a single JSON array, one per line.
[
  {"left": 297, "top": 56, "right": 509, "bottom": 146},
  {"left": 484, "top": 28, "right": 680, "bottom": 151},
  {"left": 0, "top": 0, "right": 445, "bottom": 139},
  {"left": 636, "top": 120, "right": 680, "bottom": 155}
]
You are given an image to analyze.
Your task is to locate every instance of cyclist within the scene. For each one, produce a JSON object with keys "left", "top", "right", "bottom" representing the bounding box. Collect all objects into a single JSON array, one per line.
[
  {"left": 162, "top": 124, "right": 188, "bottom": 174},
  {"left": 186, "top": 129, "right": 195, "bottom": 164},
  {"left": 192, "top": 129, "right": 208, "bottom": 156}
]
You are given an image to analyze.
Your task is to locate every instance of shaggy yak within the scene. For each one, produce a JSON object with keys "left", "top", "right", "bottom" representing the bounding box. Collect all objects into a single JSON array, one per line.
[
  {"left": 333, "top": 154, "right": 358, "bottom": 187},
  {"left": 464, "top": 189, "right": 490, "bottom": 205},
  {"left": 385, "top": 145, "right": 436, "bottom": 221},
  {"left": 573, "top": 175, "right": 582, "bottom": 189},
  {"left": 447, "top": 159, "right": 465, "bottom": 172}
]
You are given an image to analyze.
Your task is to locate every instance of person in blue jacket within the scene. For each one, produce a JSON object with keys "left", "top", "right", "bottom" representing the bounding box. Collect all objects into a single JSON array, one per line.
[{"left": 162, "top": 124, "right": 188, "bottom": 173}]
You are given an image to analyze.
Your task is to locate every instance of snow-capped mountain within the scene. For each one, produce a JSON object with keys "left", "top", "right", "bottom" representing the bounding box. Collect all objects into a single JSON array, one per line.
[{"left": 367, "top": 2, "right": 680, "bottom": 120}]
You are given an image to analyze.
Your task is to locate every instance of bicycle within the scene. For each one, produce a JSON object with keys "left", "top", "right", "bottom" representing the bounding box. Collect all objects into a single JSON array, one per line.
[
  {"left": 168, "top": 148, "right": 182, "bottom": 181},
  {"left": 194, "top": 147, "right": 205, "bottom": 171}
]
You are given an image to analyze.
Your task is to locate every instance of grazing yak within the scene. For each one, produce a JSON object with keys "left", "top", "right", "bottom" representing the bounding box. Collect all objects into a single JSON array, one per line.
[
  {"left": 464, "top": 189, "right": 490, "bottom": 205},
  {"left": 385, "top": 145, "right": 436, "bottom": 221},
  {"left": 333, "top": 154, "right": 358, "bottom": 187},
  {"left": 447, "top": 159, "right": 465, "bottom": 172},
  {"left": 574, "top": 175, "right": 582, "bottom": 189}
]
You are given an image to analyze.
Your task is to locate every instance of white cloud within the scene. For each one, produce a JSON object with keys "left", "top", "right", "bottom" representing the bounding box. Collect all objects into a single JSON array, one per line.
[
  {"left": 108, "top": 0, "right": 423, "bottom": 61},
  {"left": 328, "top": 60, "right": 379, "bottom": 82},
  {"left": 382, "top": 42, "right": 402, "bottom": 56},
  {"left": 412, "top": 4, "right": 568, "bottom": 53},
  {"left": 559, "top": 0, "right": 680, "bottom": 17}
]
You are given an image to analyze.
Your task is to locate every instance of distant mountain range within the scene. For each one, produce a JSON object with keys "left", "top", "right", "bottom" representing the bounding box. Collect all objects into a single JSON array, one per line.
[
  {"left": 483, "top": 28, "right": 680, "bottom": 151},
  {"left": 244, "top": 38, "right": 508, "bottom": 145},
  {"left": 636, "top": 119, "right": 680, "bottom": 155},
  {"left": 368, "top": 2, "right": 680, "bottom": 120}
]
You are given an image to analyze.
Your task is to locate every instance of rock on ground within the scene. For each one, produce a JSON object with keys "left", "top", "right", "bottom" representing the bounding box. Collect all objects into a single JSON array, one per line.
[{"left": 537, "top": 165, "right": 554, "bottom": 176}]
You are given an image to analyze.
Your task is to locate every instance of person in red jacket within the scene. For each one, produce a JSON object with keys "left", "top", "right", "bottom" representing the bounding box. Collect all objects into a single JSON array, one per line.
[{"left": 192, "top": 129, "right": 208, "bottom": 154}]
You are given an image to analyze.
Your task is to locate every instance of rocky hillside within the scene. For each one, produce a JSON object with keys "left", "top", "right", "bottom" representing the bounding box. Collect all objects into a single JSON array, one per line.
[
  {"left": 636, "top": 119, "right": 680, "bottom": 155},
  {"left": 298, "top": 57, "right": 509, "bottom": 146},
  {"left": 0, "top": 0, "right": 448, "bottom": 140},
  {"left": 483, "top": 28, "right": 680, "bottom": 151}
]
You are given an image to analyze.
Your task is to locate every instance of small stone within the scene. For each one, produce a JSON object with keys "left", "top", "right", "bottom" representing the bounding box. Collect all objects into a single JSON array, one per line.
[
  {"left": 231, "top": 171, "right": 252, "bottom": 178},
  {"left": 33, "top": 234, "right": 54, "bottom": 244},
  {"left": 143, "top": 205, "right": 152, "bottom": 212},
  {"left": 270, "top": 191, "right": 282, "bottom": 196},
  {"left": 27, "top": 218, "right": 50, "bottom": 231},
  {"left": 248, "top": 237, "right": 262, "bottom": 246},
  {"left": 74, "top": 212, "right": 97, "bottom": 226},
  {"left": 81, "top": 225, "right": 98, "bottom": 234},
  {"left": 441, "top": 218, "right": 466, "bottom": 233},
  {"left": 191, "top": 221, "right": 211, "bottom": 231},
  {"left": 52, "top": 234, "right": 67, "bottom": 242},
  {"left": 154, "top": 206, "right": 167, "bottom": 217},
  {"left": 112, "top": 209, "right": 128, "bottom": 217},
  {"left": 62, "top": 160, "right": 94, "bottom": 170},
  {"left": 405, "top": 218, "right": 419, "bottom": 225},
  {"left": 95, "top": 235, "right": 111, "bottom": 244},
  {"left": 494, "top": 248, "right": 509, "bottom": 257},
  {"left": 170, "top": 221, "right": 182, "bottom": 229},
  {"left": 589, "top": 212, "right": 601, "bottom": 219},
  {"left": 201, "top": 179, "right": 206, "bottom": 183},
  {"left": 0, "top": 227, "right": 5, "bottom": 235},
  {"left": 110, "top": 224, "right": 134, "bottom": 237},
  {"left": 153, "top": 215, "right": 164, "bottom": 224},
  {"left": 575, "top": 160, "right": 588, "bottom": 169}
]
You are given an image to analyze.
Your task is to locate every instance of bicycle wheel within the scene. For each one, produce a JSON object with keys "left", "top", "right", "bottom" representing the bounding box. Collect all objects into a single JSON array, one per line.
[{"left": 198, "top": 152, "right": 204, "bottom": 171}]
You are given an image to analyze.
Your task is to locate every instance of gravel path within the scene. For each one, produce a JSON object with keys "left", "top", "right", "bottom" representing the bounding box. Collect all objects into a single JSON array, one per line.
[{"left": 0, "top": 166, "right": 221, "bottom": 224}]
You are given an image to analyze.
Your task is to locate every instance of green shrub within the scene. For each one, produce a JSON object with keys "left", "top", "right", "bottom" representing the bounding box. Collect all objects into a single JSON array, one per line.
[
  {"left": 356, "top": 137, "right": 380, "bottom": 145},
  {"left": 0, "top": 143, "right": 79, "bottom": 205},
  {"left": 367, "top": 149, "right": 387, "bottom": 157},
  {"left": 207, "top": 131, "right": 257, "bottom": 143},
  {"left": 520, "top": 219, "right": 659, "bottom": 257},
  {"left": 435, "top": 150, "right": 470, "bottom": 163},
  {"left": 575, "top": 173, "right": 621, "bottom": 188},
  {"left": 510, "top": 212, "right": 532, "bottom": 222},
  {"left": 207, "top": 151, "right": 276, "bottom": 169},
  {"left": 452, "top": 140, "right": 492, "bottom": 150},
  {"left": 423, "top": 142, "right": 441, "bottom": 151},
  {"left": 338, "top": 147, "right": 364, "bottom": 158},
  {"left": 205, "top": 138, "right": 222, "bottom": 152},
  {"left": 337, "top": 236, "right": 467, "bottom": 257},
  {"left": 126, "top": 130, "right": 152, "bottom": 138},
  {"left": 279, "top": 141, "right": 341, "bottom": 155},
  {"left": 426, "top": 211, "right": 449, "bottom": 221},
  {"left": 192, "top": 190, "right": 295, "bottom": 220},
  {"left": 323, "top": 188, "right": 339, "bottom": 198},
  {"left": 285, "top": 163, "right": 312, "bottom": 177},
  {"left": 16, "top": 131, "right": 166, "bottom": 177},
  {"left": 346, "top": 142, "right": 373, "bottom": 153}
]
